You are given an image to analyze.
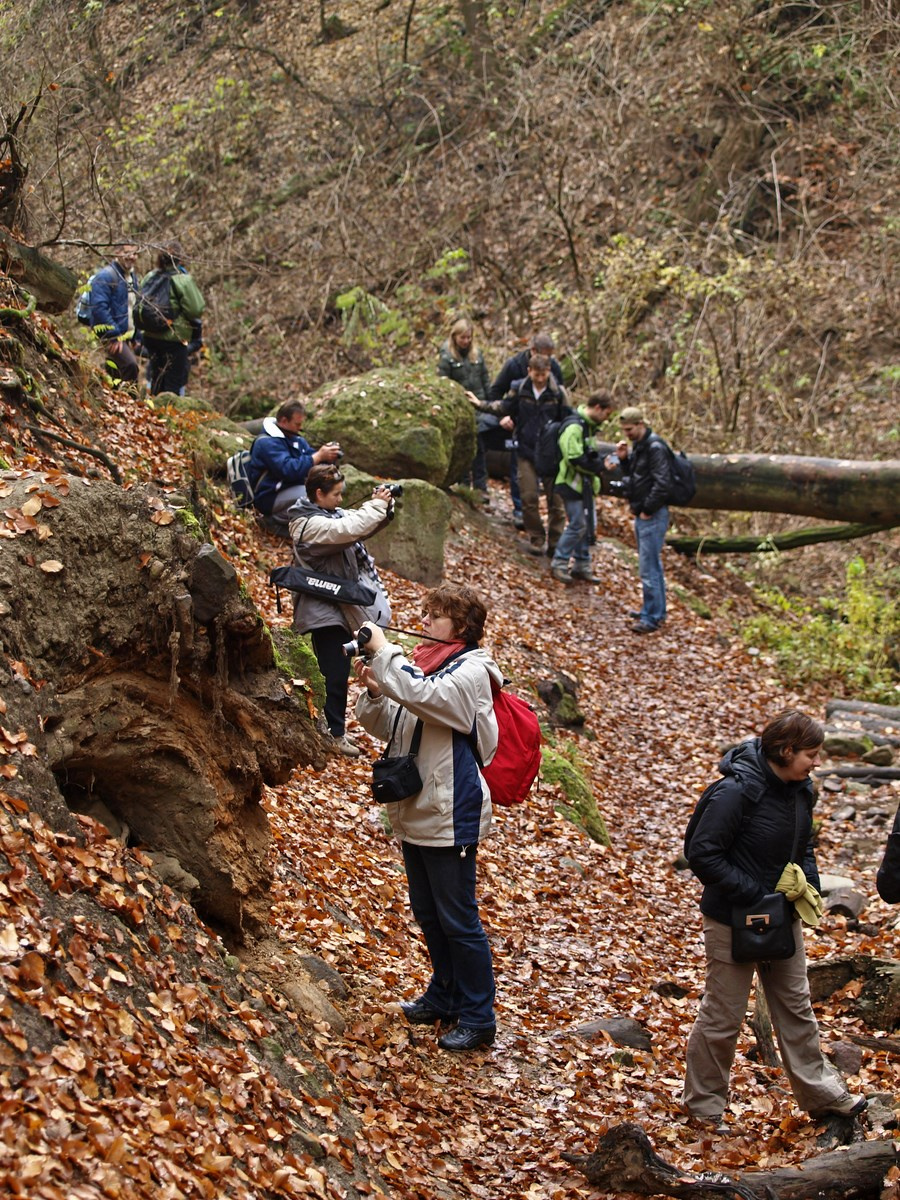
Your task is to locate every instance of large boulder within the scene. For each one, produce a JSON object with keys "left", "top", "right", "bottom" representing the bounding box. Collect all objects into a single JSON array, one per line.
[
  {"left": 342, "top": 467, "right": 451, "bottom": 587},
  {"left": 306, "top": 366, "right": 476, "bottom": 487}
]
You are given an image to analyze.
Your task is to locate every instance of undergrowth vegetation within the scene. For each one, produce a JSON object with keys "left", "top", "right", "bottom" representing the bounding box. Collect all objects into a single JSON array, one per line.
[{"left": 741, "top": 554, "right": 900, "bottom": 702}]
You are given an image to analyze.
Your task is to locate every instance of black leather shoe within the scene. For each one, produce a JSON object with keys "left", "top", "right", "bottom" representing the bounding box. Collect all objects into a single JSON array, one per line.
[
  {"left": 400, "top": 1000, "right": 457, "bottom": 1026},
  {"left": 437, "top": 1025, "right": 496, "bottom": 1052}
]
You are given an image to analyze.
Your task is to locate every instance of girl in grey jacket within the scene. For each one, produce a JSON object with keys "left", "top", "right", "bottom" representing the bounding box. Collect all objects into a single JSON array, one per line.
[{"left": 287, "top": 464, "right": 393, "bottom": 757}]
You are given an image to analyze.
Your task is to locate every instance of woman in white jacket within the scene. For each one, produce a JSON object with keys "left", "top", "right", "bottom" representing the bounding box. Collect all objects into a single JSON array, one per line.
[{"left": 355, "top": 585, "right": 501, "bottom": 1052}]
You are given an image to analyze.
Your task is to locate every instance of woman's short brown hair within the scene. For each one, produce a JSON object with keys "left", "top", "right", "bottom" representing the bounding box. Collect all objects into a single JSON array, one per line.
[
  {"left": 760, "top": 708, "right": 824, "bottom": 765},
  {"left": 423, "top": 584, "right": 488, "bottom": 644},
  {"left": 306, "top": 463, "right": 344, "bottom": 504}
]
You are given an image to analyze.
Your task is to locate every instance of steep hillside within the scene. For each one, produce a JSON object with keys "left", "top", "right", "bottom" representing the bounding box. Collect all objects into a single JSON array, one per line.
[
  {"left": 1, "top": 276, "right": 899, "bottom": 1198},
  {"left": 2, "top": 0, "right": 897, "bottom": 457}
]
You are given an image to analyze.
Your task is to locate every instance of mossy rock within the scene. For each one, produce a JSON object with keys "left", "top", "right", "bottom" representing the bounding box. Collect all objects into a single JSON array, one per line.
[
  {"left": 270, "top": 627, "right": 325, "bottom": 711},
  {"left": 339, "top": 465, "right": 451, "bottom": 586},
  {"left": 541, "top": 743, "right": 610, "bottom": 845},
  {"left": 307, "top": 366, "right": 476, "bottom": 488}
]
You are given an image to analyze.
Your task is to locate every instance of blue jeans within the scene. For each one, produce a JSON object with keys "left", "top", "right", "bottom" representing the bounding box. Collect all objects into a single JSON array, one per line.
[
  {"left": 551, "top": 490, "right": 591, "bottom": 567},
  {"left": 634, "top": 506, "right": 669, "bottom": 627},
  {"left": 401, "top": 842, "right": 496, "bottom": 1029}
]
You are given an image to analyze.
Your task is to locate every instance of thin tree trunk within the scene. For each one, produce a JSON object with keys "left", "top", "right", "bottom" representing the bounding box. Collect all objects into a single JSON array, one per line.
[{"left": 667, "top": 521, "right": 896, "bottom": 555}]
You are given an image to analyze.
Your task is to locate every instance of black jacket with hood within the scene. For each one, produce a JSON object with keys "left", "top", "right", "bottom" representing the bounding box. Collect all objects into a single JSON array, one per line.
[
  {"left": 620, "top": 428, "right": 673, "bottom": 516},
  {"left": 687, "top": 738, "right": 820, "bottom": 925},
  {"left": 876, "top": 805, "right": 900, "bottom": 904}
]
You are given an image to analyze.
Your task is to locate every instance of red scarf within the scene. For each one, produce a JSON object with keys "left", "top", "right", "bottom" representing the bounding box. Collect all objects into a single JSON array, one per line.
[{"left": 412, "top": 639, "right": 468, "bottom": 676}]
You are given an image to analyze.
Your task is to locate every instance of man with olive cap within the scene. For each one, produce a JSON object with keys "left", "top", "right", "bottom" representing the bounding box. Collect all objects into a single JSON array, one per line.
[{"left": 611, "top": 406, "right": 673, "bottom": 633}]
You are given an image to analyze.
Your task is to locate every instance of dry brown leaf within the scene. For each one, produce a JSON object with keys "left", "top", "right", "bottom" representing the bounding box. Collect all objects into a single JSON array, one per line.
[{"left": 39, "top": 559, "right": 64, "bottom": 573}]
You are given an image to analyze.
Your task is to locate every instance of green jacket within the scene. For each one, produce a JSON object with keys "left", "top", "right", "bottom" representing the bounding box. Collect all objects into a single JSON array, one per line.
[
  {"left": 555, "top": 405, "right": 603, "bottom": 496},
  {"left": 139, "top": 269, "right": 205, "bottom": 343}
]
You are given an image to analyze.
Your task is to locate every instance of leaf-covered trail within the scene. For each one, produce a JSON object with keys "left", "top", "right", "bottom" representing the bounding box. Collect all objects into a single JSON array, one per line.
[
  {"left": 4, "top": 369, "right": 895, "bottom": 1198},
  {"left": 248, "top": 489, "right": 898, "bottom": 1198}
]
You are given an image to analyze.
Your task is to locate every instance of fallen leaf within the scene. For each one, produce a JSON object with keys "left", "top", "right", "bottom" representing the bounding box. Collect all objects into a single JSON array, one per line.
[{"left": 39, "top": 560, "right": 64, "bottom": 573}]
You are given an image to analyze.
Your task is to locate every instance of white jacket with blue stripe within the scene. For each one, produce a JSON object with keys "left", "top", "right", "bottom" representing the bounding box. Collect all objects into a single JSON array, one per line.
[{"left": 355, "top": 644, "right": 501, "bottom": 847}]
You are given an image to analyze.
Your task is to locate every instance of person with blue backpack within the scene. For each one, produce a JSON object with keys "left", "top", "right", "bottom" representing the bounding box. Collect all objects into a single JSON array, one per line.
[
  {"left": 248, "top": 400, "right": 343, "bottom": 523},
  {"left": 87, "top": 241, "right": 141, "bottom": 384}
]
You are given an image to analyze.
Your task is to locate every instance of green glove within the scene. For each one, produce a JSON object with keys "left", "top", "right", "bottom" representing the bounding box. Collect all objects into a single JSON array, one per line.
[{"left": 776, "top": 862, "right": 824, "bottom": 926}]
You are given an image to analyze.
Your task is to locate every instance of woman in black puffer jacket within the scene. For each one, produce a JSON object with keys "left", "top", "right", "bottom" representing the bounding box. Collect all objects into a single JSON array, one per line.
[{"left": 682, "top": 710, "right": 866, "bottom": 1130}]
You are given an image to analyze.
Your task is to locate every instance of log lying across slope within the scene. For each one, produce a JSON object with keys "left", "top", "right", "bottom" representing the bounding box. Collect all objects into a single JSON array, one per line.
[
  {"left": 563, "top": 1122, "right": 899, "bottom": 1199},
  {"left": 685, "top": 454, "right": 899, "bottom": 524}
]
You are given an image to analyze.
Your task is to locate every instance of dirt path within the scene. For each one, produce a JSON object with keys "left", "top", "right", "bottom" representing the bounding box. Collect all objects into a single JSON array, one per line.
[{"left": 252, "top": 486, "right": 899, "bottom": 1198}]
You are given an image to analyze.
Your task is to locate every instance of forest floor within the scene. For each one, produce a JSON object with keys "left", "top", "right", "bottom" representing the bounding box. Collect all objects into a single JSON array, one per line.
[
  {"left": 225, "top": 476, "right": 900, "bottom": 1195},
  {"left": 3, "top": 372, "right": 899, "bottom": 1198}
]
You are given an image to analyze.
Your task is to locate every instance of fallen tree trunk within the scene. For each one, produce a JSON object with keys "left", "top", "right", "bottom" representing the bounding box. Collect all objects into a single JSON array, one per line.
[
  {"left": 594, "top": 446, "right": 900, "bottom": 525},
  {"left": 816, "top": 765, "right": 900, "bottom": 783},
  {"left": 685, "top": 453, "right": 900, "bottom": 523},
  {"left": 827, "top": 699, "right": 900, "bottom": 722},
  {"left": 0, "top": 229, "right": 77, "bottom": 313},
  {"left": 666, "top": 521, "right": 895, "bottom": 555},
  {"left": 562, "top": 1122, "right": 899, "bottom": 1199}
]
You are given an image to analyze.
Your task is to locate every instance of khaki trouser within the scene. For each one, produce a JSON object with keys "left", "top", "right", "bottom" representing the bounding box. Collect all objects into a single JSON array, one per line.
[
  {"left": 518, "top": 456, "right": 566, "bottom": 553},
  {"left": 682, "top": 915, "right": 847, "bottom": 1118}
]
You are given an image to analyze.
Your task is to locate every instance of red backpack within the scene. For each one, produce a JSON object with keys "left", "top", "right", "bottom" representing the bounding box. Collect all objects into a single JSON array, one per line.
[{"left": 480, "top": 680, "right": 543, "bottom": 807}]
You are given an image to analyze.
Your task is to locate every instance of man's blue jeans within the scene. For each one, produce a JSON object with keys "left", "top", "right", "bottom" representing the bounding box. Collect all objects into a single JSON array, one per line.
[
  {"left": 552, "top": 490, "right": 590, "bottom": 568},
  {"left": 634, "top": 506, "right": 669, "bottom": 627},
  {"left": 401, "top": 842, "right": 496, "bottom": 1029}
]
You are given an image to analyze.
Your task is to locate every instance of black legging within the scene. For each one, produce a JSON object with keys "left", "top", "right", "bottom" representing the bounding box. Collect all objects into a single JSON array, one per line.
[{"left": 310, "top": 625, "right": 352, "bottom": 737}]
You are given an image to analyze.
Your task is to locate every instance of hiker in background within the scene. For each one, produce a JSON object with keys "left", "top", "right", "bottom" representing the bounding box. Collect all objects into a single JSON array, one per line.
[
  {"left": 288, "top": 464, "right": 394, "bottom": 758},
  {"left": 249, "top": 400, "right": 343, "bottom": 524},
  {"left": 88, "top": 241, "right": 141, "bottom": 384},
  {"left": 682, "top": 708, "right": 866, "bottom": 1131},
  {"left": 139, "top": 240, "right": 205, "bottom": 397},
  {"left": 488, "top": 333, "right": 566, "bottom": 530},
  {"left": 610, "top": 405, "right": 673, "bottom": 634},
  {"left": 437, "top": 317, "right": 493, "bottom": 505},
  {"left": 487, "top": 355, "right": 569, "bottom": 557},
  {"left": 353, "top": 584, "right": 501, "bottom": 1052},
  {"left": 549, "top": 391, "right": 613, "bottom": 584}
]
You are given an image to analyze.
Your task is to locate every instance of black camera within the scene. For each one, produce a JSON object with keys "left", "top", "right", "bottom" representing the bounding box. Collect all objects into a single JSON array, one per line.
[
  {"left": 608, "top": 479, "right": 626, "bottom": 494},
  {"left": 384, "top": 483, "right": 403, "bottom": 498},
  {"left": 342, "top": 625, "right": 373, "bottom": 658},
  {"left": 334, "top": 449, "right": 345, "bottom": 461}
]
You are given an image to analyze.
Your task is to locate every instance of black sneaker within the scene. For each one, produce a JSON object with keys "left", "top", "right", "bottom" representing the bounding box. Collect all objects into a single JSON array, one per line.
[
  {"left": 400, "top": 1000, "right": 457, "bottom": 1026},
  {"left": 437, "top": 1025, "right": 496, "bottom": 1052}
]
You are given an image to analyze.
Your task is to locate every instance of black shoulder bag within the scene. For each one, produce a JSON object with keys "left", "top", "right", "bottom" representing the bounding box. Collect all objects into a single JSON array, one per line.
[
  {"left": 371, "top": 709, "right": 423, "bottom": 804},
  {"left": 731, "top": 796, "right": 802, "bottom": 963}
]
